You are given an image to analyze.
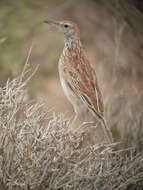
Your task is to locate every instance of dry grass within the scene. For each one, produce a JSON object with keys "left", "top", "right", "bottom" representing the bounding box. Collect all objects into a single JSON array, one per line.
[{"left": 0, "top": 60, "right": 143, "bottom": 190}]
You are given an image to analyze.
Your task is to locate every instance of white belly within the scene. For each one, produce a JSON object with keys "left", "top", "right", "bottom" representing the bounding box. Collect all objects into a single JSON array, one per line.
[
  {"left": 58, "top": 59, "right": 85, "bottom": 113},
  {"left": 60, "top": 75, "right": 75, "bottom": 104},
  {"left": 58, "top": 59, "right": 73, "bottom": 103}
]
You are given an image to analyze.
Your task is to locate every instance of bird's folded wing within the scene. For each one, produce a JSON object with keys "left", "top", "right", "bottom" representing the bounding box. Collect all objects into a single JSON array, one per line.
[{"left": 65, "top": 66, "right": 104, "bottom": 119}]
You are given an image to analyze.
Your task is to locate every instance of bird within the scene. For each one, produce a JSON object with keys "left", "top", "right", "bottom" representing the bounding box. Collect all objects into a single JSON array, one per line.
[{"left": 44, "top": 20, "right": 113, "bottom": 143}]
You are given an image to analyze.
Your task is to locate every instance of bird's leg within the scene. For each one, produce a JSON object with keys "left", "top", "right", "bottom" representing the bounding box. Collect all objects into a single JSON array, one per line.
[
  {"left": 70, "top": 114, "right": 78, "bottom": 127},
  {"left": 70, "top": 108, "right": 89, "bottom": 130},
  {"left": 70, "top": 104, "right": 83, "bottom": 129}
]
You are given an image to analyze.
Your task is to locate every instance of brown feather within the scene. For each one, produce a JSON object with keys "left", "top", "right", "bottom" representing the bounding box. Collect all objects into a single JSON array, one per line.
[{"left": 59, "top": 40, "right": 104, "bottom": 118}]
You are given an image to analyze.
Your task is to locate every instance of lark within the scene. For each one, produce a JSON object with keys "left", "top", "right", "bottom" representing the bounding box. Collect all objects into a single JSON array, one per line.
[{"left": 44, "top": 20, "right": 113, "bottom": 143}]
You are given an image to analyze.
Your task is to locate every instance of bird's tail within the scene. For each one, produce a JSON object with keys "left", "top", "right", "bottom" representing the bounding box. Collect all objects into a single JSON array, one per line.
[{"left": 101, "top": 118, "right": 113, "bottom": 144}]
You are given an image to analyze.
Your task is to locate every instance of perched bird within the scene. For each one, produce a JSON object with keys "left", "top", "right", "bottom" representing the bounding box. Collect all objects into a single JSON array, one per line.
[{"left": 44, "top": 20, "right": 113, "bottom": 143}]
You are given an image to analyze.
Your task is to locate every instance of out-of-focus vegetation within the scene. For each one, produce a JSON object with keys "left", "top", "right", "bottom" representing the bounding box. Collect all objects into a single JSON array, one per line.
[{"left": 0, "top": 0, "right": 65, "bottom": 80}]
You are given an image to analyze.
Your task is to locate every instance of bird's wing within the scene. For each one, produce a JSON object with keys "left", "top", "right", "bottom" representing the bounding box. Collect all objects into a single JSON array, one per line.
[{"left": 63, "top": 54, "right": 104, "bottom": 119}]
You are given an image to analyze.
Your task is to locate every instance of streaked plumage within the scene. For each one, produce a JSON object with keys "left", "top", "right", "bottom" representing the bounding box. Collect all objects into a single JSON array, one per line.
[{"left": 44, "top": 20, "right": 113, "bottom": 143}]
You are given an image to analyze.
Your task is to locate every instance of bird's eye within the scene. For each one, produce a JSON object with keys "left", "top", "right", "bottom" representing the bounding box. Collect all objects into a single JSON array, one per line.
[{"left": 64, "top": 24, "right": 69, "bottom": 28}]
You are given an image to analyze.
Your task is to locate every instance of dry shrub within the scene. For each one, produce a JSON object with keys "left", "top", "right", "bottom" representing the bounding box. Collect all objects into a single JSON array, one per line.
[{"left": 0, "top": 63, "right": 143, "bottom": 190}]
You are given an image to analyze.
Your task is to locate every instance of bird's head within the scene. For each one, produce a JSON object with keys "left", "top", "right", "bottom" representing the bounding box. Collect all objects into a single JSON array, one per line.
[{"left": 44, "top": 20, "right": 80, "bottom": 44}]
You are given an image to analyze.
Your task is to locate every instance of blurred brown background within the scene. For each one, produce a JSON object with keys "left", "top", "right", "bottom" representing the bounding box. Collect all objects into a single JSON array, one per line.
[{"left": 0, "top": 0, "right": 143, "bottom": 139}]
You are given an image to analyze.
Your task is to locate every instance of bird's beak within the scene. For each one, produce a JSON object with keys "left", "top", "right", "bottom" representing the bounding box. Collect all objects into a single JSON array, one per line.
[
  {"left": 44, "top": 20, "right": 59, "bottom": 27},
  {"left": 44, "top": 20, "right": 63, "bottom": 33}
]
